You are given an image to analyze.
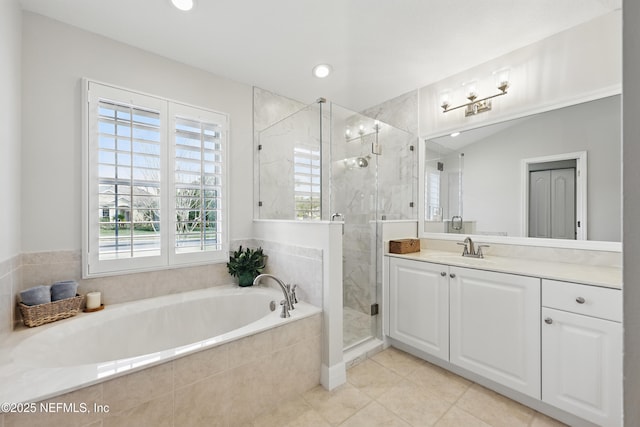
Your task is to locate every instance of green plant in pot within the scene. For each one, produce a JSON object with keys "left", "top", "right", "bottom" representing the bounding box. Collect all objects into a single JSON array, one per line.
[{"left": 227, "top": 246, "right": 266, "bottom": 287}]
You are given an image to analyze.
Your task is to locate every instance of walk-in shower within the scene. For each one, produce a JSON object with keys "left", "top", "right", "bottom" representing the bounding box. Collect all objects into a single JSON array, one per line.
[{"left": 255, "top": 91, "right": 417, "bottom": 350}]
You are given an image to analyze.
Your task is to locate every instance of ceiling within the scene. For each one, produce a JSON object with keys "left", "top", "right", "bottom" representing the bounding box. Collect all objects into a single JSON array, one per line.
[{"left": 19, "top": 0, "right": 621, "bottom": 111}]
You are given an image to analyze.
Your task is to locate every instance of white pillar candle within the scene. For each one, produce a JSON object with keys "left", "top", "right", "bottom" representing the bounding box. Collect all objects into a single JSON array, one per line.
[{"left": 86, "top": 292, "right": 101, "bottom": 309}]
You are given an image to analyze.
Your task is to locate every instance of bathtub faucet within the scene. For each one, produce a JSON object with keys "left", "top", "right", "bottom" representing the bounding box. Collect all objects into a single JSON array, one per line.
[{"left": 253, "top": 274, "right": 294, "bottom": 318}]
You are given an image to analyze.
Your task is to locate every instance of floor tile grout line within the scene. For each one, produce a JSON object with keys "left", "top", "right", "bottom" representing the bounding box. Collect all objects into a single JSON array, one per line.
[
  {"left": 271, "top": 347, "right": 565, "bottom": 427},
  {"left": 335, "top": 400, "right": 374, "bottom": 427}
]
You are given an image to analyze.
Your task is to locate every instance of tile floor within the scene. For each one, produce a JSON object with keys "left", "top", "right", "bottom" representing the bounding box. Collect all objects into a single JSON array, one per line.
[{"left": 253, "top": 347, "right": 567, "bottom": 427}]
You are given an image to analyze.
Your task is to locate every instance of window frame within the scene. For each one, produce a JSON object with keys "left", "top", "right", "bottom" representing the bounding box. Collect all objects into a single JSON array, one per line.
[{"left": 82, "top": 79, "right": 229, "bottom": 278}]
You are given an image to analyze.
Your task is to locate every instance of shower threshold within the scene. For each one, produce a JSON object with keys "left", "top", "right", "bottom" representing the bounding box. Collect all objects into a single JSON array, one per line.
[{"left": 344, "top": 337, "right": 384, "bottom": 369}]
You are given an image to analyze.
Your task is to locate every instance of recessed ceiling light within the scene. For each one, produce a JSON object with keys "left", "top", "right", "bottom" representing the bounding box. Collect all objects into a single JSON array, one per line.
[
  {"left": 312, "top": 64, "right": 332, "bottom": 79},
  {"left": 172, "top": 0, "right": 194, "bottom": 11},
  {"left": 450, "top": 132, "right": 460, "bottom": 137}
]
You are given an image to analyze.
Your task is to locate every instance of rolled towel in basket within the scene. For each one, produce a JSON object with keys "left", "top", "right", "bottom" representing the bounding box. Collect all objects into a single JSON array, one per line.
[
  {"left": 51, "top": 280, "right": 79, "bottom": 301},
  {"left": 19, "top": 285, "right": 51, "bottom": 306}
]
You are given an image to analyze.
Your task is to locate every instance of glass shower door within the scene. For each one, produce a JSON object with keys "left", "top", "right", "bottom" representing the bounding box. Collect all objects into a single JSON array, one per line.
[{"left": 330, "top": 103, "right": 417, "bottom": 349}]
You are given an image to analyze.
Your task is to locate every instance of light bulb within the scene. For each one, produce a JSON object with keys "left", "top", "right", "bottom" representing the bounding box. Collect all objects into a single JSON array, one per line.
[
  {"left": 312, "top": 64, "right": 332, "bottom": 78},
  {"left": 463, "top": 80, "right": 478, "bottom": 101},
  {"left": 171, "top": 0, "right": 194, "bottom": 11},
  {"left": 440, "top": 90, "right": 451, "bottom": 110},
  {"left": 494, "top": 68, "right": 510, "bottom": 92}
]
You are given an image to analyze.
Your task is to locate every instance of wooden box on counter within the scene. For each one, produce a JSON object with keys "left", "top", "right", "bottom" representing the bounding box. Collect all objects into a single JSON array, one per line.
[{"left": 388, "top": 239, "right": 420, "bottom": 254}]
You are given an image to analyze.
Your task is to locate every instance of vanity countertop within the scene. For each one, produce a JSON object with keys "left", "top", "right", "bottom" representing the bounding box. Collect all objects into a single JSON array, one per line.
[{"left": 387, "top": 249, "right": 622, "bottom": 289}]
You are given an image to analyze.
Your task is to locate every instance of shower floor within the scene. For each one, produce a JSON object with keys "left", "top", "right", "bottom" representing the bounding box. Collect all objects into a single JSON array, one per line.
[{"left": 343, "top": 307, "right": 372, "bottom": 348}]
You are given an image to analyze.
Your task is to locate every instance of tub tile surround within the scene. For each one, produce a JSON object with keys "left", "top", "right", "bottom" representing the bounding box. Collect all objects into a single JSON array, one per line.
[
  {"left": 3, "top": 313, "right": 321, "bottom": 427},
  {"left": 232, "top": 238, "right": 323, "bottom": 308},
  {"left": 11, "top": 251, "right": 233, "bottom": 328},
  {"left": 0, "top": 254, "right": 20, "bottom": 339},
  {"left": 7, "top": 237, "right": 322, "bottom": 331}
]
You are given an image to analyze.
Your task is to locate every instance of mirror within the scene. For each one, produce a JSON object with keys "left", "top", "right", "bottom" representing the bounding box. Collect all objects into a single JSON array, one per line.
[{"left": 422, "top": 95, "right": 621, "bottom": 243}]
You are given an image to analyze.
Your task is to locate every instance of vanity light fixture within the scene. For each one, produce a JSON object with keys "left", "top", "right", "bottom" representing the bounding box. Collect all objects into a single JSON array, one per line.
[
  {"left": 440, "top": 68, "right": 510, "bottom": 117},
  {"left": 312, "top": 64, "right": 332, "bottom": 78},
  {"left": 171, "top": 0, "right": 194, "bottom": 11}
]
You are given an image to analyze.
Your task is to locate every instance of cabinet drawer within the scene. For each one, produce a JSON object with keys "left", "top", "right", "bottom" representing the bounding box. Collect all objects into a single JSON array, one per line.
[{"left": 542, "top": 279, "right": 621, "bottom": 322}]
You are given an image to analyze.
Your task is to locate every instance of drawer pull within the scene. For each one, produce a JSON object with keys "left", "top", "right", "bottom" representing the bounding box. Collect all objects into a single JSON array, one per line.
[
  {"left": 576, "top": 297, "right": 586, "bottom": 304},
  {"left": 544, "top": 317, "right": 553, "bottom": 325},
  {"left": 440, "top": 272, "right": 447, "bottom": 277},
  {"left": 449, "top": 273, "right": 456, "bottom": 279}
]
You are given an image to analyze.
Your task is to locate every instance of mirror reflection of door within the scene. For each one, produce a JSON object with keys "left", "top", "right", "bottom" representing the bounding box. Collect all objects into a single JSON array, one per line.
[{"left": 528, "top": 160, "right": 576, "bottom": 239}]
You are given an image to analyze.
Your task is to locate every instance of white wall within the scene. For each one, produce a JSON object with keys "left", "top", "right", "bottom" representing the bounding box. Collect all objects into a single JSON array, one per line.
[
  {"left": 419, "top": 11, "right": 621, "bottom": 138},
  {"left": 0, "top": 0, "right": 22, "bottom": 262},
  {"left": 20, "top": 12, "right": 254, "bottom": 253},
  {"left": 623, "top": 1, "right": 640, "bottom": 425}
]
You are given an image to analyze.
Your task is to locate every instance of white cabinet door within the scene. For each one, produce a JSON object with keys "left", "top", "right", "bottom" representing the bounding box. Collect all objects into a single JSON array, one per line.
[
  {"left": 389, "top": 257, "right": 449, "bottom": 360},
  {"left": 449, "top": 267, "right": 541, "bottom": 398},
  {"left": 542, "top": 307, "right": 622, "bottom": 427}
]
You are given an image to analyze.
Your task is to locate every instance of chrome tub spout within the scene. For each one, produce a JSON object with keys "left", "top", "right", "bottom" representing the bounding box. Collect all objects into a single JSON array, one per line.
[{"left": 253, "top": 274, "right": 293, "bottom": 318}]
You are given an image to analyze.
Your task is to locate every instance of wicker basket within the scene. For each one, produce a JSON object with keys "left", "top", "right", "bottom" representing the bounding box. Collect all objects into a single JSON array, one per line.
[{"left": 18, "top": 294, "right": 84, "bottom": 328}]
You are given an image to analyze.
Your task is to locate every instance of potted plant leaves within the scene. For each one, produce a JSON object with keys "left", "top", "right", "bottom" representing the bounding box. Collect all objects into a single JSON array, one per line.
[{"left": 227, "top": 246, "right": 267, "bottom": 287}]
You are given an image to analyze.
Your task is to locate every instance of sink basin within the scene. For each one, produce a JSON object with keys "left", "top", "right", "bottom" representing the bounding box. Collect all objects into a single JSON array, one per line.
[{"left": 422, "top": 252, "right": 495, "bottom": 266}]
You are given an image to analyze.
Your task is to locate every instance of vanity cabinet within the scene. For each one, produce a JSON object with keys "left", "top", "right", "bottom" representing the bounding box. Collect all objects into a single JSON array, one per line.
[
  {"left": 387, "top": 255, "right": 622, "bottom": 426},
  {"left": 388, "top": 257, "right": 449, "bottom": 360},
  {"left": 541, "top": 279, "right": 622, "bottom": 427},
  {"left": 388, "top": 258, "right": 541, "bottom": 398},
  {"left": 449, "top": 267, "right": 541, "bottom": 398}
]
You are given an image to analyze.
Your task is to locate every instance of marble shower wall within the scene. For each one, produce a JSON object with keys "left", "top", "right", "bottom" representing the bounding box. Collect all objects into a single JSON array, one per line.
[
  {"left": 253, "top": 87, "right": 325, "bottom": 221},
  {"left": 252, "top": 88, "right": 419, "bottom": 327},
  {"left": 257, "top": 106, "right": 322, "bottom": 220}
]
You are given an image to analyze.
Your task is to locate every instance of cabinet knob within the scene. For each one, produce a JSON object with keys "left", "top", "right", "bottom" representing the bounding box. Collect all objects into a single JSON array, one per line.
[
  {"left": 544, "top": 317, "right": 553, "bottom": 325},
  {"left": 449, "top": 273, "right": 456, "bottom": 279},
  {"left": 440, "top": 272, "right": 447, "bottom": 277},
  {"left": 576, "top": 297, "right": 586, "bottom": 304}
]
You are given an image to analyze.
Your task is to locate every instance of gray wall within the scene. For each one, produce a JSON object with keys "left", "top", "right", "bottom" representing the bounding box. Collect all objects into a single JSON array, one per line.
[
  {"left": 1, "top": 0, "right": 22, "bottom": 261},
  {"left": 623, "top": 1, "right": 640, "bottom": 425}
]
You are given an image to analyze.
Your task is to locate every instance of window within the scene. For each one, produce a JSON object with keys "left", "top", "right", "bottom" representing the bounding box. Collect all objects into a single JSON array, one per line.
[
  {"left": 84, "top": 81, "right": 228, "bottom": 277},
  {"left": 293, "top": 146, "right": 321, "bottom": 220},
  {"left": 426, "top": 168, "right": 441, "bottom": 220}
]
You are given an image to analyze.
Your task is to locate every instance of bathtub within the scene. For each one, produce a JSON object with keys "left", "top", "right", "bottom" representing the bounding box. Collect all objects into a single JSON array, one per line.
[{"left": 0, "top": 284, "right": 322, "bottom": 405}]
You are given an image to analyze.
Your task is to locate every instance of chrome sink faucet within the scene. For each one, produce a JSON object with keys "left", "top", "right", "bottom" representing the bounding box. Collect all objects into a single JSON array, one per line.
[
  {"left": 458, "top": 237, "right": 490, "bottom": 259},
  {"left": 464, "top": 236, "right": 475, "bottom": 255},
  {"left": 253, "top": 274, "right": 294, "bottom": 318}
]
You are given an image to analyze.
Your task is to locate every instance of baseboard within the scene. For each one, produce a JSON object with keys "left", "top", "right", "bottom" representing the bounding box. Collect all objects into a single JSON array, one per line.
[{"left": 320, "top": 362, "right": 346, "bottom": 391}]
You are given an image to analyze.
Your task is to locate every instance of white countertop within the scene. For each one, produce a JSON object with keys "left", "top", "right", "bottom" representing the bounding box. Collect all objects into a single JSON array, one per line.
[{"left": 387, "top": 249, "right": 622, "bottom": 289}]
